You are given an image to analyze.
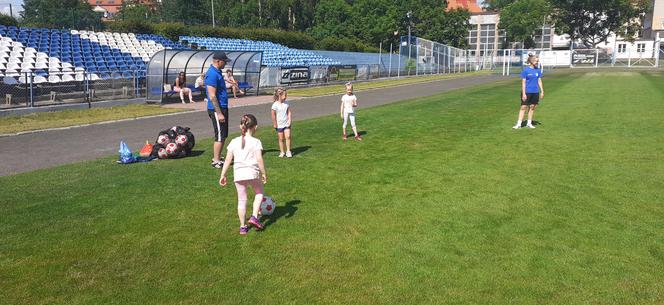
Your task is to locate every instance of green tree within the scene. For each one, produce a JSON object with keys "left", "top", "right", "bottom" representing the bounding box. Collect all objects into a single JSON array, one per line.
[
  {"left": 309, "top": 0, "right": 352, "bottom": 39},
  {"left": 549, "top": 0, "right": 652, "bottom": 47},
  {"left": 117, "top": 0, "right": 160, "bottom": 23},
  {"left": 421, "top": 8, "right": 470, "bottom": 48},
  {"left": 483, "top": 0, "right": 518, "bottom": 10},
  {"left": 498, "top": 0, "right": 551, "bottom": 47},
  {"left": 0, "top": 13, "right": 18, "bottom": 26},
  {"left": 160, "top": 0, "right": 211, "bottom": 25},
  {"left": 21, "top": 0, "right": 103, "bottom": 30}
]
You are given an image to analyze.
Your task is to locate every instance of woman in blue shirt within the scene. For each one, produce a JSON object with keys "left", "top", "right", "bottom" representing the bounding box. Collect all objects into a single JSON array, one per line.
[{"left": 513, "top": 55, "right": 544, "bottom": 129}]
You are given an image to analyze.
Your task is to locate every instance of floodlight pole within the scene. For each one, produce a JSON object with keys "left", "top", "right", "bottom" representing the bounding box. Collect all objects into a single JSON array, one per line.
[
  {"left": 211, "top": 0, "right": 216, "bottom": 27},
  {"left": 407, "top": 11, "right": 412, "bottom": 76}
]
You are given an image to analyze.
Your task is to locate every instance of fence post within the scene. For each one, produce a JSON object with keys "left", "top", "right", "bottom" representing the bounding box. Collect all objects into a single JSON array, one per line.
[
  {"left": 448, "top": 47, "right": 451, "bottom": 73},
  {"left": 628, "top": 47, "right": 632, "bottom": 67},
  {"left": 437, "top": 47, "right": 441, "bottom": 74},
  {"left": 397, "top": 51, "right": 401, "bottom": 78},
  {"left": 29, "top": 72, "right": 34, "bottom": 107},
  {"left": 595, "top": 49, "right": 599, "bottom": 67},
  {"left": 378, "top": 42, "right": 382, "bottom": 77},
  {"left": 655, "top": 33, "right": 661, "bottom": 68},
  {"left": 389, "top": 43, "right": 393, "bottom": 78}
]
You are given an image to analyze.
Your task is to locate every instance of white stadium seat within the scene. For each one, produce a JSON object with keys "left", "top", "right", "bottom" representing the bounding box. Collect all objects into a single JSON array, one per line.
[{"left": 33, "top": 76, "right": 48, "bottom": 84}]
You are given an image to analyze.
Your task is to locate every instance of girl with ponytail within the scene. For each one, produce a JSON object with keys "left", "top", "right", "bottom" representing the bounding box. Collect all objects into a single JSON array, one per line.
[{"left": 219, "top": 114, "right": 268, "bottom": 235}]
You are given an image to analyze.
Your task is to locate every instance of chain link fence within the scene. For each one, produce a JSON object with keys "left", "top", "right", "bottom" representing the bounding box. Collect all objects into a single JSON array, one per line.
[{"left": 1, "top": 70, "right": 145, "bottom": 109}]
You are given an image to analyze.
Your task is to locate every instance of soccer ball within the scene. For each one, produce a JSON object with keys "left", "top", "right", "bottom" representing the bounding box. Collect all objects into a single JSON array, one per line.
[
  {"left": 157, "top": 134, "right": 170, "bottom": 145},
  {"left": 157, "top": 147, "right": 169, "bottom": 159},
  {"left": 165, "top": 142, "right": 179, "bottom": 155},
  {"left": 260, "top": 196, "right": 276, "bottom": 216},
  {"left": 175, "top": 134, "right": 188, "bottom": 145}
]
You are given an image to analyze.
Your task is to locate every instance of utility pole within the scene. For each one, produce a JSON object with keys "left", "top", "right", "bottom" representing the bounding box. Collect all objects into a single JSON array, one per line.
[{"left": 211, "top": 0, "right": 216, "bottom": 27}]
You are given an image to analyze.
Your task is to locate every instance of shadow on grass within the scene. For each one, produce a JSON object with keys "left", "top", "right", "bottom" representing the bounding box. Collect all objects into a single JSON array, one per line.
[
  {"left": 263, "top": 146, "right": 311, "bottom": 156},
  {"left": 263, "top": 199, "right": 300, "bottom": 228},
  {"left": 291, "top": 146, "right": 311, "bottom": 156},
  {"left": 187, "top": 150, "right": 206, "bottom": 157},
  {"left": 515, "top": 121, "right": 542, "bottom": 128}
]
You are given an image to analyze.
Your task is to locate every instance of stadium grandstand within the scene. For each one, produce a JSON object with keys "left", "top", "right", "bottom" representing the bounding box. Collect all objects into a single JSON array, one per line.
[
  {"left": 180, "top": 36, "right": 341, "bottom": 67},
  {"left": 0, "top": 25, "right": 187, "bottom": 84}
]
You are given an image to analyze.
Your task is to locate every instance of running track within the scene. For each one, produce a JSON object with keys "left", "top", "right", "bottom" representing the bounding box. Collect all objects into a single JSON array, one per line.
[{"left": 0, "top": 74, "right": 504, "bottom": 176}]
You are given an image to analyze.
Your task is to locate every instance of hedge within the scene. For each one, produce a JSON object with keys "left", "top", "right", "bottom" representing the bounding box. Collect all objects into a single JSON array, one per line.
[
  {"left": 0, "top": 14, "right": 18, "bottom": 27},
  {"left": 108, "top": 21, "right": 316, "bottom": 50}
]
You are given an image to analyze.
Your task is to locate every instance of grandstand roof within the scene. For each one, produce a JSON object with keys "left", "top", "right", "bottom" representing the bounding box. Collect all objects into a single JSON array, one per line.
[{"left": 446, "top": 0, "right": 483, "bottom": 13}]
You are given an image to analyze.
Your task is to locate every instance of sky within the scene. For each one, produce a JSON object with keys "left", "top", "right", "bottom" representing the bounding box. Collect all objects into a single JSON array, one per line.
[
  {"left": 0, "top": 0, "right": 486, "bottom": 18},
  {"left": 0, "top": 0, "right": 23, "bottom": 17}
]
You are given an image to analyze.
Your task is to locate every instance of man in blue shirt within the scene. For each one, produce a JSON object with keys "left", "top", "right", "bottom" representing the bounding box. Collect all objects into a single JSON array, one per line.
[
  {"left": 513, "top": 55, "right": 544, "bottom": 129},
  {"left": 205, "top": 51, "right": 232, "bottom": 168}
]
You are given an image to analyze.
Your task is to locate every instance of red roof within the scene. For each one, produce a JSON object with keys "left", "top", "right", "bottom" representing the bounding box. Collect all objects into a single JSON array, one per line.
[{"left": 446, "top": 0, "right": 483, "bottom": 13}]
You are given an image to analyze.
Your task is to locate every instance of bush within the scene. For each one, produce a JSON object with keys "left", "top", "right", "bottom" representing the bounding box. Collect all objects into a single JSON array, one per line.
[
  {"left": 0, "top": 14, "right": 18, "bottom": 27},
  {"left": 107, "top": 20, "right": 154, "bottom": 34},
  {"left": 105, "top": 21, "right": 376, "bottom": 53},
  {"left": 152, "top": 23, "right": 189, "bottom": 42},
  {"left": 187, "top": 26, "right": 316, "bottom": 50},
  {"left": 315, "top": 37, "right": 379, "bottom": 53}
]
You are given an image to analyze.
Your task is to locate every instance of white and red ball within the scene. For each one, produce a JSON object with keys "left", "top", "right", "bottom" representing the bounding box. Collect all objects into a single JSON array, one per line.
[
  {"left": 165, "top": 142, "right": 179, "bottom": 155},
  {"left": 175, "top": 134, "right": 188, "bottom": 145},
  {"left": 157, "top": 134, "right": 171, "bottom": 146},
  {"left": 260, "top": 196, "right": 276, "bottom": 216},
  {"left": 157, "top": 147, "right": 169, "bottom": 159}
]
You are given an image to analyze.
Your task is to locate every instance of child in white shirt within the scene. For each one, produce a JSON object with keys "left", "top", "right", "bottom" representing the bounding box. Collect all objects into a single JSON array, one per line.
[
  {"left": 219, "top": 114, "right": 268, "bottom": 235},
  {"left": 271, "top": 87, "right": 293, "bottom": 157},
  {"left": 340, "top": 82, "right": 361, "bottom": 141}
]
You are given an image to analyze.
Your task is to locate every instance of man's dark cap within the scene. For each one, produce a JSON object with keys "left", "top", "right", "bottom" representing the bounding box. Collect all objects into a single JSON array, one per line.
[{"left": 213, "top": 51, "right": 231, "bottom": 62}]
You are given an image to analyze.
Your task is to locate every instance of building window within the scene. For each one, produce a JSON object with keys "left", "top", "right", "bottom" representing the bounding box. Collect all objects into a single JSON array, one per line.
[
  {"left": 618, "top": 43, "right": 626, "bottom": 53},
  {"left": 637, "top": 43, "right": 646, "bottom": 53}
]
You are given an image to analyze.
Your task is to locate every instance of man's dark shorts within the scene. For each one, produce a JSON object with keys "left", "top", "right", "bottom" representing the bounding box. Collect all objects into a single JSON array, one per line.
[{"left": 208, "top": 108, "right": 229, "bottom": 142}]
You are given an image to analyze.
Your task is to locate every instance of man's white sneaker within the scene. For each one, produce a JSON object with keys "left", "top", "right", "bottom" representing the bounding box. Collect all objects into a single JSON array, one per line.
[
  {"left": 278, "top": 152, "right": 285, "bottom": 158},
  {"left": 512, "top": 125, "right": 521, "bottom": 129},
  {"left": 286, "top": 151, "right": 293, "bottom": 158},
  {"left": 526, "top": 124, "right": 536, "bottom": 129}
]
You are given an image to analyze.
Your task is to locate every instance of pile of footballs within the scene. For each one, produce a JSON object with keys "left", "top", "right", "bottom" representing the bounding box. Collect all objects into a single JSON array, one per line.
[{"left": 151, "top": 126, "right": 196, "bottom": 159}]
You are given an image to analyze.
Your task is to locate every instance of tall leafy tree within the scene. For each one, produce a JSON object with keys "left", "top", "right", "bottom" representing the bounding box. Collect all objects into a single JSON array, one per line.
[
  {"left": 21, "top": 0, "right": 103, "bottom": 30},
  {"left": 117, "top": 0, "right": 161, "bottom": 23},
  {"left": 549, "top": 0, "right": 652, "bottom": 47},
  {"left": 160, "top": 0, "right": 211, "bottom": 25},
  {"left": 498, "top": 0, "right": 551, "bottom": 47}
]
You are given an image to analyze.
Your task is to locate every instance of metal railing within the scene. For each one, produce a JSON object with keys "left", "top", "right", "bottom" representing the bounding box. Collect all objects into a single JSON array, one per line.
[{"left": 0, "top": 70, "right": 145, "bottom": 109}]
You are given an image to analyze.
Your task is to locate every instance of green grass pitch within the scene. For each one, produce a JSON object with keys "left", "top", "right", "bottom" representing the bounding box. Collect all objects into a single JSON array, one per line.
[{"left": 1, "top": 71, "right": 663, "bottom": 305}]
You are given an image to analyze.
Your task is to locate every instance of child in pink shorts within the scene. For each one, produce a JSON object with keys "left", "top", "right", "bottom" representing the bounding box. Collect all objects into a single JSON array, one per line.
[{"left": 219, "top": 114, "right": 268, "bottom": 235}]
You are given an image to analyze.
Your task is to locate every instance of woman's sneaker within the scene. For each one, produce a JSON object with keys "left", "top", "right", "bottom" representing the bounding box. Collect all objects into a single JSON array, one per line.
[
  {"left": 239, "top": 226, "right": 249, "bottom": 235},
  {"left": 342, "top": 134, "right": 347, "bottom": 141},
  {"left": 526, "top": 124, "right": 536, "bottom": 129},
  {"left": 286, "top": 151, "right": 293, "bottom": 158},
  {"left": 355, "top": 135, "right": 362, "bottom": 141},
  {"left": 278, "top": 152, "right": 285, "bottom": 158},
  {"left": 248, "top": 216, "right": 264, "bottom": 230}
]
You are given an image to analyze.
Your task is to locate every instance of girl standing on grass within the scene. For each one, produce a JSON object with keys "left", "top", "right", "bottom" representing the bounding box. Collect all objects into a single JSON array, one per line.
[
  {"left": 271, "top": 87, "right": 293, "bottom": 158},
  {"left": 340, "top": 82, "right": 361, "bottom": 141},
  {"left": 219, "top": 114, "right": 267, "bottom": 235},
  {"left": 513, "top": 55, "right": 544, "bottom": 129}
]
